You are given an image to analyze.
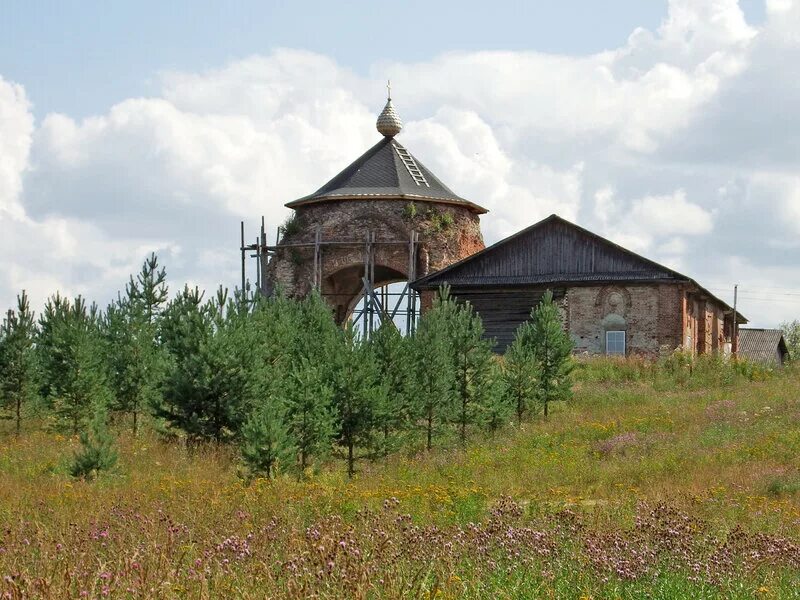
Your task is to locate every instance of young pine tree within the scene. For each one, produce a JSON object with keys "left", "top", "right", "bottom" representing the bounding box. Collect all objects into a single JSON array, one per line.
[
  {"left": 37, "top": 295, "right": 113, "bottom": 434},
  {"left": 284, "top": 359, "right": 336, "bottom": 476},
  {"left": 411, "top": 288, "right": 456, "bottom": 450},
  {"left": 330, "top": 325, "right": 383, "bottom": 477},
  {"left": 103, "top": 298, "right": 166, "bottom": 435},
  {"left": 70, "top": 400, "right": 118, "bottom": 479},
  {"left": 445, "top": 294, "right": 496, "bottom": 444},
  {"left": 0, "top": 292, "right": 38, "bottom": 436},
  {"left": 369, "top": 322, "right": 413, "bottom": 453},
  {"left": 503, "top": 320, "right": 541, "bottom": 423},
  {"left": 237, "top": 291, "right": 338, "bottom": 478},
  {"left": 127, "top": 252, "right": 169, "bottom": 325},
  {"left": 239, "top": 398, "right": 294, "bottom": 480},
  {"left": 103, "top": 255, "right": 169, "bottom": 434},
  {"left": 482, "top": 359, "right": 511, "bottom": 433},
  {"left": 524, "top": 290, "right": 574, "bottom": 418},
  {"left": 158, "top": 286, "right": 243, "bottom": 444}
]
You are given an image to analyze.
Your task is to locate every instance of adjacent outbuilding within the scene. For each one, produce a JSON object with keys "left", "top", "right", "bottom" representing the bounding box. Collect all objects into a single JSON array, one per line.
[
  {"left": 737, "top": 328, "right": 789, "bottom": 367},
  {"left": 412, "top": 214, "right": 747, "bottom": 357}
]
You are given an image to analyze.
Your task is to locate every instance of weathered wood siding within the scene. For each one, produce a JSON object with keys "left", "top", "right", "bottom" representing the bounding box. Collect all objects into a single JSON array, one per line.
[
  {"left": 449, "top": 287, "right": 566, "bottom": 352},
  {"left": 428, "top": 218, "right": 676, "bottom": 286}
]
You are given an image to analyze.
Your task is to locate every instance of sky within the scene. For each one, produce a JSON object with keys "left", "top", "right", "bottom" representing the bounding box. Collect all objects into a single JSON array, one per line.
[{"left": 0, "top": 0, "right": 798, "bottom": 327}]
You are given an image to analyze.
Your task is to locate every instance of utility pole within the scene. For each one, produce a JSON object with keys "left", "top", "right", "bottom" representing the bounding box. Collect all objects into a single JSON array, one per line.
[{"left": 732, "top": 284, "right": 738, "bottom": 358}]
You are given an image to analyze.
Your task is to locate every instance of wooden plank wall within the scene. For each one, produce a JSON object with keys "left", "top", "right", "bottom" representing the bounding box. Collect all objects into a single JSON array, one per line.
[
  {"left": 450, "top": 287, "right": 566, "bottom": 353},
  {"left": 445, "top": 220, "right": 665, "bottom": 281}
]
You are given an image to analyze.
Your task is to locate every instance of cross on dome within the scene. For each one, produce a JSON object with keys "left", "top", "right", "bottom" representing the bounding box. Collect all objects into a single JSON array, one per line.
[{"left": 376, "top": 80, "right": 403, "bottom": 137}]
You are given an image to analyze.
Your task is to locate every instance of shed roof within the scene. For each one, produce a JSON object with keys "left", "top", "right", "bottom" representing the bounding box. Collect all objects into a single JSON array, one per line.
[
  {"left": 412, "top": 214, "right": 747, "bottom": 322},
  {"left": 286, "top": 137, "right": 487, "bottom": 214},
  {"left": 738, "top": 328, "right": 788, "bottom": 364}
]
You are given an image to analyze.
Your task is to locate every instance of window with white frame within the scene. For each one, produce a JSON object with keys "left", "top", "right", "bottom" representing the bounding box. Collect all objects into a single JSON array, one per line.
[{"left": 606, "top": 330, "right": 626, "bottom": 355}]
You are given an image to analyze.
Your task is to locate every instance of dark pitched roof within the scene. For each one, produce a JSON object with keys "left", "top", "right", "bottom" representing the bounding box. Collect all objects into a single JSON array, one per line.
[
  {"left": 285, "top": 137, "right": 487, "bottom": 214},
  {"left": 412, "top": 214, "right": 747, "bottom": 322},
  {"left": 738, "top": 328, "right": 788, "bottom": 364}
]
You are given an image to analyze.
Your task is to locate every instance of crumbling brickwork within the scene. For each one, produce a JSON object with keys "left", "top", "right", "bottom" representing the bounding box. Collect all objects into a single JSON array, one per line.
[
  {"left": 569, "top": 285, "right": 672, "bottom": 358},
  {"left": 568, "top": 284, "right": 732, "bottom": 359},
  {"left": 266, "top": 199, "right": 483, "bottom": 323}
]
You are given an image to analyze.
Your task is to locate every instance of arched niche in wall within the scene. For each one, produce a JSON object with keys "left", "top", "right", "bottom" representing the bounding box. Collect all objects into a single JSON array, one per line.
[
  {"left": 595, "top": 286, "right": 631, "bottom": 354},
  {"left": 594, "top": 285, "right": 632, "bottom": 317}
]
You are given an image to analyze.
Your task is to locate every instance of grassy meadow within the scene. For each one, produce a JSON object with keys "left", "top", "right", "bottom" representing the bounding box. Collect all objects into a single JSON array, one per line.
[{"left": 1, "top": 358, "right": 799, "bottom": 599}]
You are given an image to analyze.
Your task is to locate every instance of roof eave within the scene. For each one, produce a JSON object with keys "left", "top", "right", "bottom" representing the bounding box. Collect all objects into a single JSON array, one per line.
[
  {"left": 412, "top": 276, "right": 690, "bottom": 291},
  {"left": 285, "top": 193, "right": 488, "bottom": 214}
]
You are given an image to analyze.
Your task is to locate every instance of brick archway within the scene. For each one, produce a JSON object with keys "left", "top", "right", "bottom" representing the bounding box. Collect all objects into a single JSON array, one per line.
[{"left": 266, "top": 199, "right": 484, "bottom": 327}]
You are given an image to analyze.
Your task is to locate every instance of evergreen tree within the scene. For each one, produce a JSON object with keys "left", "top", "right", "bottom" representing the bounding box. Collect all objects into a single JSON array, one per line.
[
  {"left": 524, "top": 290, "right": 574, "bottom": 418},
  {"left": 503, "top": 320, "right": 541, "bottom": 423},
  {"left": 70, "top": 400, "right": 118, "bottom": 479},
  {"left": 411, "top": 288, "right": 456, "bottom": 450},
  {"left": 284, "top": 359, "right": 335, "bottom": 476},
  {"left": 482, "top": 359, "right": 511, "bottom": 433},
  {"left": 0, "top": 292, "right": 38, "bottom": 436},
  {"left": 330, "top": 325, "right": 383, "bottom": 477},
  {"left": 369, "top": 322, "right": 413, "bottom": 453},
  {"left": 446, "top": 294, "right": 495, "bottom": 444},
  {"left": 37, "top": 295, "right": 112, "bottom": 434},
  {"left": 103, "top": 295, "right": 166, "bottom": 435},
  {"left": 127, "top": 252, "right": 168, "bottom": 325},
  {"left": 102, "top": 254, "right": 169, "bottom": 434},
  {"left": 157, "top": 286, "right": 245, "bottom": 444},
  {"left": 239, "top": 397, "right": 294, "bottom": 480},
  {"left": 236, "top": 291, "right": 338, "bottom": 477}
]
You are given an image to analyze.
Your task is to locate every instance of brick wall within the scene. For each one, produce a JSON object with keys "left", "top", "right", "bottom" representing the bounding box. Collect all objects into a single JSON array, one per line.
[
  {"left": 567, "top": 284, "right": 682, "bottom": 358},
  {"left": 266, "top": 199, "right": 483, "bottom": 323}
]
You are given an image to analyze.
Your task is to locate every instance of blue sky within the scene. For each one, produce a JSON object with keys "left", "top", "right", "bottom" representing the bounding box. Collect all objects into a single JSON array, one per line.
[
  {"left": 3, "top": 1, "right": 764, "bottom": 118},
  {"left": 0, "top": 0, "right": 798, "bottom": 327}
]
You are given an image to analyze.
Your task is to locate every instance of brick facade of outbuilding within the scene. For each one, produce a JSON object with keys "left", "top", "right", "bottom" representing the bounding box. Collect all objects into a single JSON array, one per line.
[{"left": 413, "top": 215, "right": 745, "bottom": 358}]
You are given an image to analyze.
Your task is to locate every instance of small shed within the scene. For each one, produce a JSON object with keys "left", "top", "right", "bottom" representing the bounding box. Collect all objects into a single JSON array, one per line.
[{"left": 738, "top": 328, "right": 789, "bottom": 367}]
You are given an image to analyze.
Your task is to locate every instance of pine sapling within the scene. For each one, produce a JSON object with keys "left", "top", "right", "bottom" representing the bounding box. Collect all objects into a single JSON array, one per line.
[
  {"left": 70, "top": 402, "right": 118, "bottom": 479},
  {"left": 240, "top": 399, "right": 294, "bottom": 480},
  {"left": 526, "top": 290, "right": 574, "bottom": 418}
]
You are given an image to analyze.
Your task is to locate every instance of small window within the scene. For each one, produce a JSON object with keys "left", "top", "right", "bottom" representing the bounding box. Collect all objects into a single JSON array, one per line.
[{"left": 606, "top": 330, "right": 626, "bottom": 355}]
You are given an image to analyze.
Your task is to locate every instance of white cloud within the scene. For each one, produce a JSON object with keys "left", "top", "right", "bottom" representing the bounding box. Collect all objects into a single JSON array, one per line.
[
  {"left": 0, "top": 0, "right": 799, "bottom": 326},
  {"left": 0, "top": 76, "right": 33, "bottom": 217}
]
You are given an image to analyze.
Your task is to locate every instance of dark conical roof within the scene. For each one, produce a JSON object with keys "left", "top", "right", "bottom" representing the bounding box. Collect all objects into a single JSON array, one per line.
[{"left": 285, "top": 137, "right": 487, "bottom": 214}]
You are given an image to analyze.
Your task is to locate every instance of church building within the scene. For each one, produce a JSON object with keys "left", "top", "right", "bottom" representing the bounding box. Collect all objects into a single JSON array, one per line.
[{"left": 265, "top": 91, "right": 745, "bottom": 358}]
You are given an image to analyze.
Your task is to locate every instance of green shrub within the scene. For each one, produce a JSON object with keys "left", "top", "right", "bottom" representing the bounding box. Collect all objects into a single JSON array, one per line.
[
  {"left": 402, "top": 201, "right": 418, "bottom": 220},
  {"left": 767, "top": 476, "right": 800, "bottom": 496},
  {"left": 281, "top": 214, "right": 302, "bottom": 237}
]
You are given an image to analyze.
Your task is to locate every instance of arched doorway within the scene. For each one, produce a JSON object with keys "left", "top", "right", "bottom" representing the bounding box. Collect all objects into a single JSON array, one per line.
[{"left": 322, "top": 264, "right": 420, "bottom": 335}]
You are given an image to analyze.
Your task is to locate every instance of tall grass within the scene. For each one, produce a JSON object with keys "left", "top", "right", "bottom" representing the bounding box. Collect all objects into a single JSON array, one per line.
[{"left": 0, "top": 360, "right": 798, "bottom": 598}]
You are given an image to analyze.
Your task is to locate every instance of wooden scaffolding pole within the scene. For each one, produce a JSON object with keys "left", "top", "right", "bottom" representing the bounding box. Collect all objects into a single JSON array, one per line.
[
  {"left": 313, "top": 225, "right": 322, "bottom": 291},
  {"left": 240, "top": 221, "right": 246, "bottom": 294},
  {"left": 260, "top": 216, "right": 271, "bottom": 297}
]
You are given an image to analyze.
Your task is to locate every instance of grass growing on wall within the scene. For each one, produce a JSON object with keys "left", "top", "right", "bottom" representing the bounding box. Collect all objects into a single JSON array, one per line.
[{"left": 1, "top": 361, "right": 798, "bottom": 598}]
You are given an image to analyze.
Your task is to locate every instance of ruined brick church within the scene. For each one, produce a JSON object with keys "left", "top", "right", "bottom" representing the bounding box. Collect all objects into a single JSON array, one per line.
[{"left": 264, "top": 93, "right": 745, "bottom": 358}]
